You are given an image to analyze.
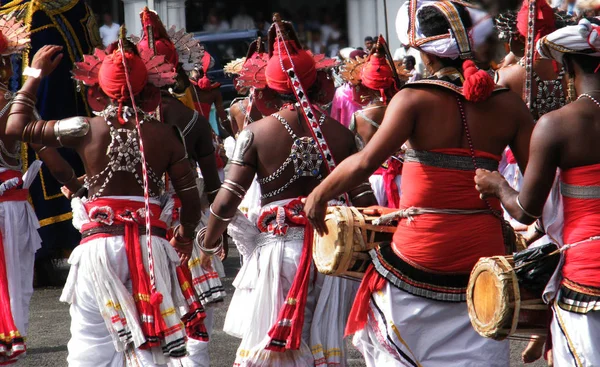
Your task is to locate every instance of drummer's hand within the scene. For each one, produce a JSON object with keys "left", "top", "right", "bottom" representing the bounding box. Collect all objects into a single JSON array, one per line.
[
  {"left": 363, "top": 205, "right": 397, "bottom": 216},
  {"left": 303, "top": 194, "right": 328, "bottom": 236},
  {"left": 60, "top": 186, "right": 74, "bottom": 199},
  {"left": 474, "top": 169, "right": 506, "bottom": 200}
]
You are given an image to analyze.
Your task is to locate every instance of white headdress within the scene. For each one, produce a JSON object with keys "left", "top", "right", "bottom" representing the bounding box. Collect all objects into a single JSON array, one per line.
[
  {"left": 396, "top": 0, "right": 494, "bottom": 60},
  {"left": 537, "top": 18, "right": 600, "bottom": 63}
]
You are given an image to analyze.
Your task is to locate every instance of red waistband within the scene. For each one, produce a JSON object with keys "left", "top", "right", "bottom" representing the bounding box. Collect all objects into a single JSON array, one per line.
[
  {"left": 82, "top": 199, "right": 165, "bottom": 243},
  {"left": 257, "top": 199, "right": 306, "bottom": 235},
  {"left": 0, "top": 189, "right": 28, "bottom": 202}
]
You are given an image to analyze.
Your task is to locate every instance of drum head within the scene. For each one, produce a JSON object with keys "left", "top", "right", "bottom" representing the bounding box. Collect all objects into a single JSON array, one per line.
[
  {"left": 472, "top": 270, "right": 500, "bottom": 325},
  {"left": 467, "top": 256, "right": 519, "bottom": 340},
  {"left": 313, "top": 210, "right": 346, "bottom": 274}
]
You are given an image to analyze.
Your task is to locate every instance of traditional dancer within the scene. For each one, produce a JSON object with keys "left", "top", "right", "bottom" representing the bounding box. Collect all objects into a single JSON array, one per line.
[
  {"left": 304, "top": 1, "right": 534, "bottom": 366},
  {"left": 136, "top": 8, "right": 222, "bottom": 204},
  {"left": 342, "top": 35, "right": 407, "bottom": 208},
  {"left": 5, "top": 34, "right": 204, "bottom": 365},
  {"left": 136, "top": 10, "right": 226, "bottom": 366},
  {"left": 200, "top": 14, "right": 376, "bottom": 367},
  {"left": 495, "top": 0, "right": 573, "bottom": 120},
  {"left": 331, "top": 50, "right": 368, "bottom": 129},
  {"left": 475, "top": 17, "right": 600, "bottom": 367},
  {"left": 225, "top": 37, "right": 270, "bottom": 137},
  {"left": 0, "top": 15, "right": 42, "bottom": 365}
]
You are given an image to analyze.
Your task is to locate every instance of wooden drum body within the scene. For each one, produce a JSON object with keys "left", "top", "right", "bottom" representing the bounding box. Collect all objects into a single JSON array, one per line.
[
  {"left": 313, "top": 206, "right": 395, "bottom": 279},
  {"left": 467, "top": 256, "right": 549, "bottom": 340}
]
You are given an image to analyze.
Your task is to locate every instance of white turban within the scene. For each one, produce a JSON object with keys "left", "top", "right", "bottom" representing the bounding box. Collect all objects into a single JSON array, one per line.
[
  {"left": 396, "top": 0, "right": 494, "bottom": 60},
  {"left": 537, "top": 18, "right": 600, "bottom": 63}
]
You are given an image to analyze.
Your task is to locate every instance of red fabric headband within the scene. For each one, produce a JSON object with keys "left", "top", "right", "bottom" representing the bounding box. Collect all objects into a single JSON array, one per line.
[{"left": 266, "top": 40, "right": 317, "bottom": 93}]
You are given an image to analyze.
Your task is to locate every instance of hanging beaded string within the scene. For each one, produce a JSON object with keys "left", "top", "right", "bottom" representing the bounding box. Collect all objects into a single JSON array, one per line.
[
  {"left": 523, "top": 0, "right": 537, "bottom": 109},
  {"left": 118, "top": 40, "right": 160, "bottom": 301},
  {"left": 456, "top": 96, "right": 515, "bottom": 249},
  {"left": 273, "top": 18, "right": 350, "bottom": 203}
]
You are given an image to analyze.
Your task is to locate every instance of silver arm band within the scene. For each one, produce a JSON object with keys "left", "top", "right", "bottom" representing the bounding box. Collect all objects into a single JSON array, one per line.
[
  {"left": 54, "top": 117, "right": 90, "bottom": 139},
  {"left": 209, "top": 204, "right": 234, "bottom": 222}
]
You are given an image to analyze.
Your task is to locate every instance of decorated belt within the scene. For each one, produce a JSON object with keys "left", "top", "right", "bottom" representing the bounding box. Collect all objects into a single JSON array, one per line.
[
  {"left": 370, "top": 243, "right": 470, "bottom": 302},
  {"left": 404, "top": 149, "right": 499, "bottom": 171},
  {"left": 557, "top": 278, "right": 600, "bottom": 314},
  {"left": 81, "top": 225, "right": 168, "bottom": 240},
  {"left": 560, "top": 182, "right": 600, "bottom": 199}
]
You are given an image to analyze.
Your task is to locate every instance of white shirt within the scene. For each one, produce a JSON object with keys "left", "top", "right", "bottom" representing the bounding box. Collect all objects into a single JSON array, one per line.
[
  {"left": 99, "top": 23, "right": 120, "bottom": 48},
  {"left": 231, "top": 14, "right": 255, "bottom": 30}
]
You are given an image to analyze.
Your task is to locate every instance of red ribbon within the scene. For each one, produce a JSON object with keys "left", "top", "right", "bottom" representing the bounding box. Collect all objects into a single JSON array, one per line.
[
  {"left": 265, "top": 222, "right": 313, "bottom": 351},
  {"left": 345, "top": 265, "right": 385, "bottom": 337}
]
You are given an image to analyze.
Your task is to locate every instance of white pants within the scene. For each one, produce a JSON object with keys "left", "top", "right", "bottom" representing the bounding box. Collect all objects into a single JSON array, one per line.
[
  {"left": 552, "top": 303, "right": 600, "bottom": 366},
  {"left": 353, "top": 283, "right": 510, "bottom": 367}
]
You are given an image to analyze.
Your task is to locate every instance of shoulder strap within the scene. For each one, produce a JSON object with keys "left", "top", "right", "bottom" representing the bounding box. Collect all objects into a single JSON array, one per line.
[{"left": 272, "top": 113, "right": 299, "bottom": 140}]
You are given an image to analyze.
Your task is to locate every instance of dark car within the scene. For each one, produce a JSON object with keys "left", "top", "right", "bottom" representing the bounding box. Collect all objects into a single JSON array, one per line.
[{"left": 194, "top": 29, "right": 259, "bottom": 106}]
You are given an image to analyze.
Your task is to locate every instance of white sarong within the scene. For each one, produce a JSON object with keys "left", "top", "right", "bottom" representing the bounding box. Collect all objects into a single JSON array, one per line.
[
  {"left": 353, "top": 283, "right": 510, "bottom": 367},
  {"left": 0, "top": 174, "right": 42, "bottom": 349},
  {"left": 225, "top": 199, "right": 356, "bottom": 367},
  {"left": 551, "top": 300, "right": 600, "bottom": 367},
  {"left": 61, "top": 196, "right": 189, "bottom": 366}
]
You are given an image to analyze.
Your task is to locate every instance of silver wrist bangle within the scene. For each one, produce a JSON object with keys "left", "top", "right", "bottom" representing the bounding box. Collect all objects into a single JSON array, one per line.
[
  {"left": 195, "top": 227, "right": 223, "bottom": 256},
  {"left": 516, "top": 196, "right": 541, "bottom": 219},
  {"left": 209, "top": 204, "right": 234, "bottom": 222}
]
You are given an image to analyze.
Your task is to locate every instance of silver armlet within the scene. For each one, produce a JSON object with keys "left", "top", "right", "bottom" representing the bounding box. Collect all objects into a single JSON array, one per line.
[
  {"left": 231, "top": 129, "right": 254, "bottom": 166},
  {"left": 54, "top": 117, "right": 90, "bottom": 139},
  {"left": 209, "top": 204, "right": 234, "bottom": 222}
]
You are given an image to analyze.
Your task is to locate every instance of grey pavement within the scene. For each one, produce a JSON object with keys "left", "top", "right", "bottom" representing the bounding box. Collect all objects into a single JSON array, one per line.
[{"left": 24, "top": 249, "right": 547, "bottom": 367}]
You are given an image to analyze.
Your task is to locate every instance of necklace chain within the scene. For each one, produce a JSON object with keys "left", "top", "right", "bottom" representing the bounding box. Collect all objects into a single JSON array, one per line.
[{"left": 578, "top": 93, "right": 600, "bottom": 109}]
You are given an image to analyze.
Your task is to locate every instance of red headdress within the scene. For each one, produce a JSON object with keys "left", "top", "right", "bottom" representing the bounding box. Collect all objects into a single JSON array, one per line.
[
  {"left": 0, "top": 16, "right": 30, "bottom": 56},
  {"left": 138, "top": 7, "right": 179, "bottom": 66},
  {"left": 360, "top": 36, "right": 408, "bottom": 103},
  {"left": 73, "top": 26, "right": 177, "bottom": 122},
  {"left": 195, "top": 47, "right": 218, "bottom": 90},
  {"left": 517, "top": 0, "right": 556, "bottom": 44}
]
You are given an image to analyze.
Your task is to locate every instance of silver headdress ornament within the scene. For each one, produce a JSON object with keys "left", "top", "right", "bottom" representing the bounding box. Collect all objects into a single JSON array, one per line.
[{"left": 166, "top": 25, "right": 204, "bottom": 72}]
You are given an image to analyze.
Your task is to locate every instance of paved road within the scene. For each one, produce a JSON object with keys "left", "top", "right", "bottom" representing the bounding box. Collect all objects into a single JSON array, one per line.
[{"left": 24, "top": 249, "right": 547, "bottom": 367}]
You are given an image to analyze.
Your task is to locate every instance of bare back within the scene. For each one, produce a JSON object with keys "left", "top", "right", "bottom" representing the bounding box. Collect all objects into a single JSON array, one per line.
[
  {"left": 382, "top": 85, "right": 534, "bottom": 172},
  {"left": 75, "top": 115, "right": 184, "bottom": 198},
  {"left": 229, "top": 98, "right": 263, "bottom": 136},
  {"left": 353, "top": 105, "right": 386, "bottom": 144},
  {"left": 248, "top": 108, "right": 358, "bottom": 204}
]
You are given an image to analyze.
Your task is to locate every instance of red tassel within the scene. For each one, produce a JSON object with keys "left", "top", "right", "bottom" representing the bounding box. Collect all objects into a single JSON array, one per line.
[
  {"left": 150, "top": 291, "right": 163, "bottom": 306},
  {"left": 197, "top": 76, "right": 212, "bottom": 90},
  {"left": 462, "top": 60, "right": 494, "bottom": 103}
]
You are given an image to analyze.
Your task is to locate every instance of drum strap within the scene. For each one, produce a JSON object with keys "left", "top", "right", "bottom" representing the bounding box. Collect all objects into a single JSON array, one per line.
[
  {"left": 374, "top": 206, "right": 490, "bottom": 225},
  {"left": 498, "top": 255, "right": 521, "bottom": 336}
]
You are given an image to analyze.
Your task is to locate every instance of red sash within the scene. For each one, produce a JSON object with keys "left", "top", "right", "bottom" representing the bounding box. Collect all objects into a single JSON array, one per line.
[{"left": 83, "top": 199, "right": 171, "bottom": 349}]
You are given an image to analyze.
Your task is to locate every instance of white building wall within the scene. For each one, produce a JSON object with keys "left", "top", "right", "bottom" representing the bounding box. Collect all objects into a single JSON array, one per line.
[
  {"left": 122, "top": 0, "right": 186, "bottom": 37},
  {"left": 348, "top": 0, "right": 406, "bottom": 52}
]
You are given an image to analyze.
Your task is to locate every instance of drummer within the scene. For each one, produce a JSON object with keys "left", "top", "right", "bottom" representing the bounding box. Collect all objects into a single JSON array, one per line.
[
  {"left": 475, "top": 17, "right": 600, "bottom": 366},
  {"left": 199, "top": 14, "right": 375, "bottom": 367},
  {"left": 304, "top": 1, "right": 534, "bottom": 366}
]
